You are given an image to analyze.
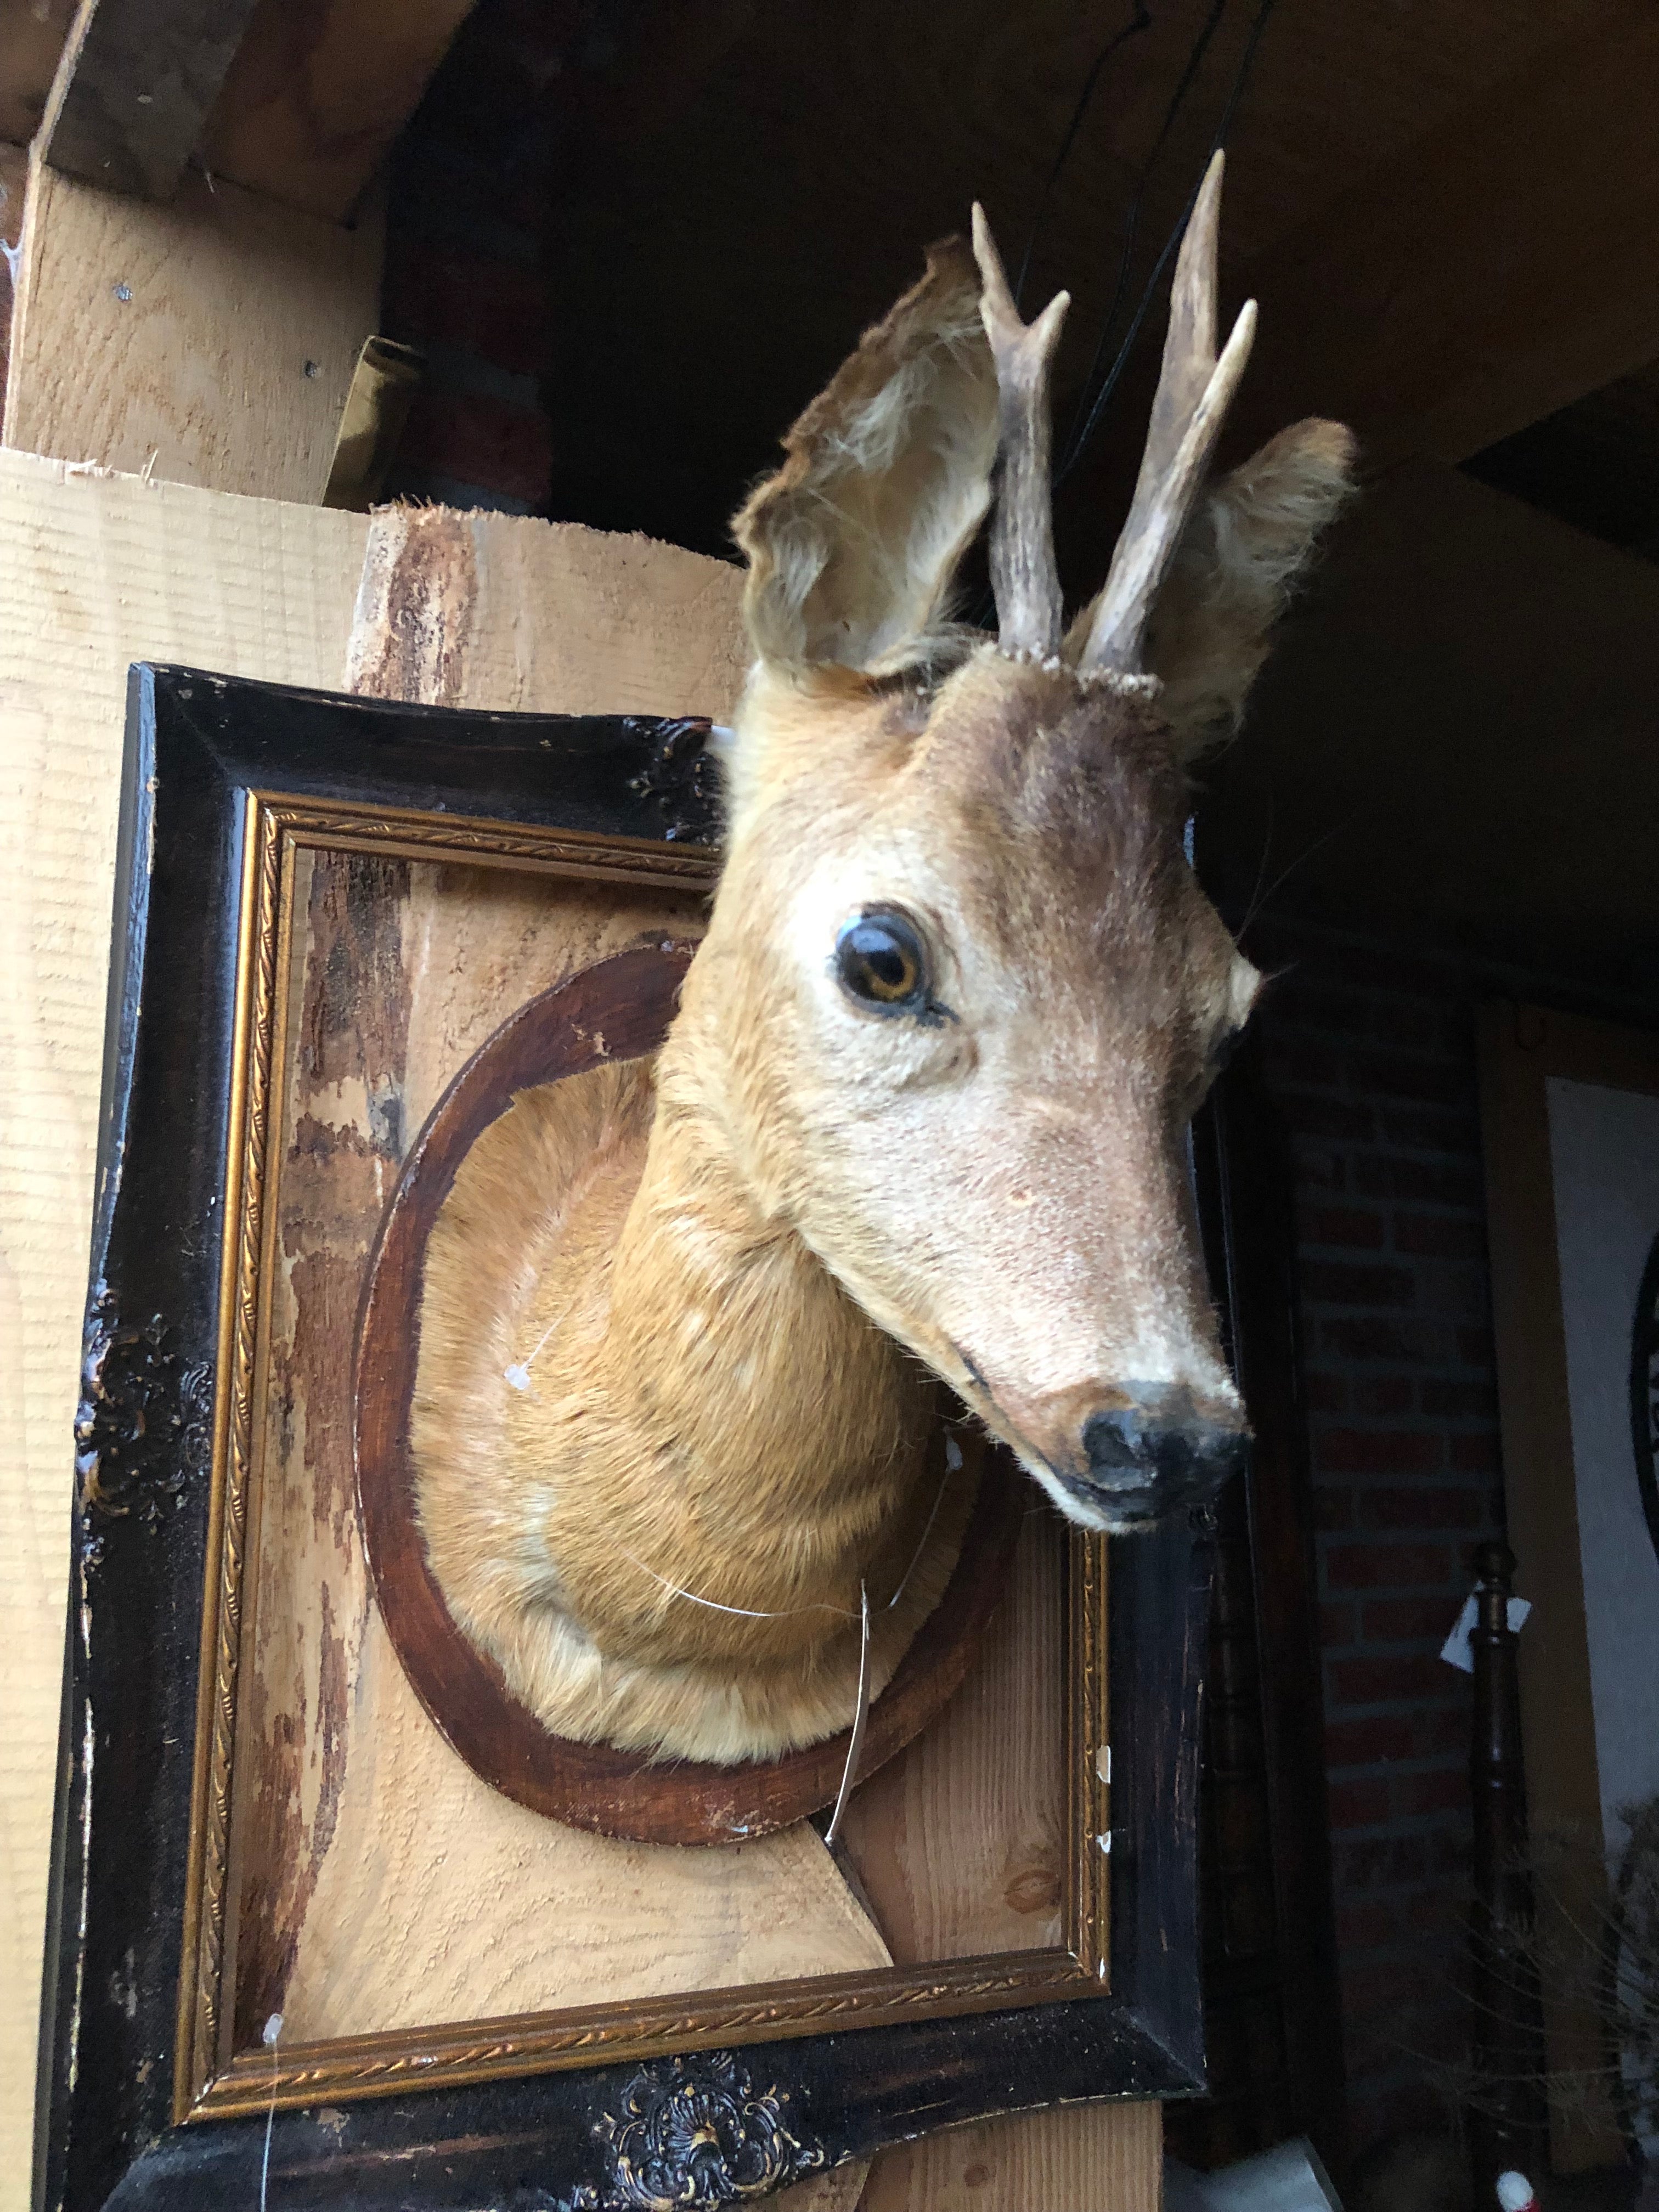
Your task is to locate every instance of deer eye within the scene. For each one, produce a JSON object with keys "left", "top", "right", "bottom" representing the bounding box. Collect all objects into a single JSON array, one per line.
[{"left": 836, "top": 909, "right": 929, "bottom": 1013}]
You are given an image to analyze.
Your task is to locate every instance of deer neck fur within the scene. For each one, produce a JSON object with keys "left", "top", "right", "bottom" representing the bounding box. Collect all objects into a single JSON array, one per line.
[{"left": 412, "top": 1000, "right": 962, "bottom": 1764}]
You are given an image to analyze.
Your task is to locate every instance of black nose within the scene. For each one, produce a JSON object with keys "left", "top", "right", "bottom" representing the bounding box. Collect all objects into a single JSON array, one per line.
[{"left": 1075, "top": 1383, "right": 1248, "bottom": 1522}]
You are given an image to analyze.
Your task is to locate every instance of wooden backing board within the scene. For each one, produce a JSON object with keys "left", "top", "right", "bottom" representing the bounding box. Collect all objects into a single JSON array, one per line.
[
  {"left": 35, "top": 0, "right": 264, "bottom": 201},
  {"left": 0, "top": 454, "right": 370, "bottom": 2212},
  {"left": 0, "top": 471, "right": 1159, "bottom": 2210},
  {"left": 3, "top": 157, "right": 381, "bottom": 501},
  {"left": 201, "top": 0, "right": 479, "bottom": 223}
]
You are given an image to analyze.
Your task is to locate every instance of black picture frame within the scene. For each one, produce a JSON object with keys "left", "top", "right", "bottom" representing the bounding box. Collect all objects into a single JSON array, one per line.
[{"left": 36, "top": 664, "right": 1213, "bottom": 2212}]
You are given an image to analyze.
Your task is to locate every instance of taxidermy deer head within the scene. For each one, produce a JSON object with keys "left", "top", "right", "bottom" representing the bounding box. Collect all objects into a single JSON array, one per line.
[
  {"left": 413, "top": 154, "right": 1355, "bottom": 1765},
  {"left": 691, "top": 151, "right": 1353, "bottom": 1528}
]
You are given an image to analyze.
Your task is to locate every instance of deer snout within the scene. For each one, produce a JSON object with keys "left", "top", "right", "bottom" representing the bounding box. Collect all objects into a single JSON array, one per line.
[{"left": 1066, "top": 1382, "right": 1248, "bottom": 1528}]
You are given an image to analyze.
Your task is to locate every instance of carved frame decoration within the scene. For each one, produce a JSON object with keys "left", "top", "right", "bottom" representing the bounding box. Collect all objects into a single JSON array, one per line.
[{"left": 39, "top": 665, "right": 1214, "bottom": 2211}]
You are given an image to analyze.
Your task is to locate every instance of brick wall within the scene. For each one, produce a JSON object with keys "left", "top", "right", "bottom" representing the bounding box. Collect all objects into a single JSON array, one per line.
[{"left": 1246, "top": 924, "right": 1511, "bottom": 2152}]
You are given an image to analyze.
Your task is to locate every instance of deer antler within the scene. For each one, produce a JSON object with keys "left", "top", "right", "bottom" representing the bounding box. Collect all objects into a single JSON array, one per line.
[
  {"left": 972, "top": 205, "right": 1070, "bottom": 662},
  {"left": 1080, "top": 150, "right": 1257, "bottom": 679}
]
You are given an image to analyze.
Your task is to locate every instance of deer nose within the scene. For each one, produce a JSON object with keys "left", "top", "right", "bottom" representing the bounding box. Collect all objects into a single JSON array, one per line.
[{"left": 1076, "top": 1383, "right": 1248, "bottom": 1524}]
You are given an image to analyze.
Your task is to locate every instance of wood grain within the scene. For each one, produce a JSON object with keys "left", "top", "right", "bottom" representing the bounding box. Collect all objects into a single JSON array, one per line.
[
  {"left": 1238, "top": 4, "right": 1659, "bottom": 467},
  {"left": 0, "top": 454, "right": 370, "bottom": 2212},
  {"left": 3, "top": 158, "right": 381, "bottom": 499},
  {"left": 836, "top": 1505, "right": 1066, "bottom": 1965},
  {"left": 36, "top": 0, "right": 263, "bottom": 200},
  {"left": 859, "top": 2092, "right": 1163, "bottom": 2211},
  {"left": 0, "top": 0, "right": 74, "bottom": 145},
  {"left": 201, "top": 0, "right": 478, "bottom": 222},
  {"left": 232, "top": 848, "right": 893, "bottom": 2044},
  {"left": 0, "top": 140, "right": 26, "bottom": 419}
]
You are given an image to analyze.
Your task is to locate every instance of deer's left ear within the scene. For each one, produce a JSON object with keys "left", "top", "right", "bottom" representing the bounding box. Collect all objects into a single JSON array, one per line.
[
  {"left": 731, "top": 240, "right": 998, "bottom": 678},
  {"left": 1117, "top": 418, "right": 1358, "bottom": 759}
]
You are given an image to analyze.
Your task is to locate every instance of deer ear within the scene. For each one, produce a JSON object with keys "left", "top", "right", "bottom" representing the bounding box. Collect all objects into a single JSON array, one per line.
[
  {"left": 1073, "top": 419, "right": 1357, "bottom": 759},
  {"left": 731, "top": 239, "right": 998, "bottom": 676}
]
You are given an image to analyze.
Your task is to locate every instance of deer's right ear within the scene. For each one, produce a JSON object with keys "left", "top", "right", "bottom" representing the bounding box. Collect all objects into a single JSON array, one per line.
[{"left": 731, "top": 240, "right": 998, "bottom": 678}]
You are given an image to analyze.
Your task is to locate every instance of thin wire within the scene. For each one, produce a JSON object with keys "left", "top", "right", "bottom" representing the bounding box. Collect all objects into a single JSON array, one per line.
[
  {"left": 1013, "top": 4, "right": 1153, "bottom": 310},
  {"left": 823, "top": 1582, "right": 872, "bottom": 1852},
  {"left": 614, "top": 1434, "right": 963, "bottom": 1628},
  {"left": 1059, "top": 0, "right": 1280, "bottom": 485},
  {"left": 1059, "top": 0, "right": 1229, "bottom": 473},
  {"left": 259, "top": 2013, "right": 282, "bottom": 2212}
]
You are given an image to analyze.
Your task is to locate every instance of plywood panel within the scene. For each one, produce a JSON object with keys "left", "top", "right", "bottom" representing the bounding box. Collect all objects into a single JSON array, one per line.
[
  {"left": 837, "top": 1507, "right": 1065, "bottom": 1964},
  {"left": 860, "top": 2094, "right": 1163, "bottom": 2212},
  {"left": 0, "top": 453, "right": 370, "bottom": 2212},
  {"left": 238, "top": 851, "right": 890, "bottom": 2046},
  {"left": 0, "top": 469, "right": 744, "bottom": 2203},
  {"left": 3, "top": 159, "right": 381, "bottom": 500}
]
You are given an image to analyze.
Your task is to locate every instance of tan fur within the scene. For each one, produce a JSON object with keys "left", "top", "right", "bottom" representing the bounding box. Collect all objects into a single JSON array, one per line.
[
  {"left": 414, "top": 1059, "right": 973, "bottom": 1763},
  {"left": 411, "top": 208, "right": 1355, "bottom": 1767}
]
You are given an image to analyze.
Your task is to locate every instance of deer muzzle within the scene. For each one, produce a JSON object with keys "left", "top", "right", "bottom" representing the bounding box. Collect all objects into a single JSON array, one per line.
[{"left": 1063, "top": 1381, "right": 1249, "bottom": 1528}]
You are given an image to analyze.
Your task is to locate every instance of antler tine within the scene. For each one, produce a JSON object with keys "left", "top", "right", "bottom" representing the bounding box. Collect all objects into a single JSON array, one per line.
[
  {"left": 1081, "top": 150, "right": 1257, "bottom": 678},
  {"left": 972, "top": 204, "right": 1070, "bottom": 662}
]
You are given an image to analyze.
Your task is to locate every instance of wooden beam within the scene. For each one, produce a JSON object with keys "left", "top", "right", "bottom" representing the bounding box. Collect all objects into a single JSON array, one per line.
[
  {"left": 199, "top": 0, "right": 478, "bottom": 223},
  {"left": 36, "top": 0, "right": 264, "bottom": 200},
  {"left": 0, "top": 0, "right": 76, "bottom": 147},
  {"left": 1237, "top": 4, "right": 1659, "bottom": 468},
  {"left": 3, "top": 156, "right": 382, "bottom": 499}
]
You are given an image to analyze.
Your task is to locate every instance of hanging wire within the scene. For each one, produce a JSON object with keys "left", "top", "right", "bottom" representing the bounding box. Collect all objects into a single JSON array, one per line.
[
  {"left": 1012, "top": 4, "right": 1153, "bottom": 311},
  {"left": 1059, "top": 0, "right": 1280, "bottom": 485}
]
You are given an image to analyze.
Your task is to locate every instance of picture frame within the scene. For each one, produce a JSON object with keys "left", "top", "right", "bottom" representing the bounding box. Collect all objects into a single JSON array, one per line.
[
  {"left": 1478, "top": 1002, "right": 1659, "bottom": 2172},
  {"left": 39, "top": 664, "right": 1214, "bottom": 2211}
]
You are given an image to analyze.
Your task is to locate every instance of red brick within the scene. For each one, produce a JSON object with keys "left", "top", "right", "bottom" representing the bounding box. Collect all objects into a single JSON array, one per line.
[
  {"left": 1380, "top": 1103, "right": 1480, "bottom": 1153},
  {"left": 1321, "top": 1600, "right": 1358, "bottom": 1646},
  {"left": 1301, "top": 1204, "right": 1387, "bottom": 1250},
  {"left": 1329, "top": 1776, "right": 1391, "bottom": 1828},
  {"left": 1333, "top": 1651, "right": 1455, "bottom": 1704},
  {"left": 1396, "top": 1767, "right": 1469, "bottom": 1818},
  {"left": 1284, "top": 1096, "right": 1377, "bottom": 1143},
  {"left": 398, "top": 387, "right": 553, "bottom": 506},
  {"left": 1419, "top": 1378, "right": 1498, "bottom": 1419},
  {"left": 1325, "top": 1541, "right": 1453, "bottom": 1592},
  {"left": 1304, "top": 1370, "right": 1349, "bottom": 1414},
  {"left": 1417, "top": 1263, "right": 1488, "bottom": 1317},
  {"left": 1352, "top": 1375, "right": 1413, "bottom": 1417},
  {"left": 1324, "top": 1712, "right": 1415, "bottom": 1767},
  {"left": 1317, "top": 1429, "right": 1443, "bottom": 1476},
  {"left": 1356, "top": 1483, "right": 1481, "bottom": 1531},
  {"left": 1353, "top": 1152, "right": 1483, "bottom": 1207},
  {"left": 1302, "top": 1260, "right": 1417, "bottom": 1308},
  {"left": 1294, "top": 1149, "right": 1347, "bottom": 1192},
  {"left": 1450, "top": 1430, "right": 1501, "bottom": 1473},
  {"left": 1416, "top": 1706, "right": 1470, "bottom": 1758},
  {"left": 1362, "top": 1594, "right": 1463, "bottom": 1643},
  {"left": 1395, "top": 1211, "right": 1488, "bottom": 1260},
  {"left": 1313, "top": 1485, "right": 1355, "bottom": 1531},
  {"left": 386, "top": 241, "right": 550, "bottom": 376},
  {"left": 1321, "top": 1316, "right": 1435, "bottom": 1363}
]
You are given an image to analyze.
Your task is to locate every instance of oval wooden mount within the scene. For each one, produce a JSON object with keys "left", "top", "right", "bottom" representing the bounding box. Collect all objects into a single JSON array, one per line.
[{"left": 354, "top": 941, "right": 1023, "bottom": 1846}]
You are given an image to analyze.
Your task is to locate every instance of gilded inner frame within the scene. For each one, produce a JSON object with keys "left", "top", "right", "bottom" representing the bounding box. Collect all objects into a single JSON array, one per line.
[{"left": 172, "top": 791, "right": 1111, "bottom": 2125}]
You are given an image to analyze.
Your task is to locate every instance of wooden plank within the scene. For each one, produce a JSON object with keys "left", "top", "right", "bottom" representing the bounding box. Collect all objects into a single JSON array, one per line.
[
  {"left": 3, "top": 157, "right": 381, "bottom": 499},
  {"left": 0, "top": 453, "right": 371, "bottom": 2212},
  {"left": 36, "top": 0, "right": 263, "bottom": 200},
  {"left": 1238, "top": 3, "right": 1659, "bottom": 468},
  {"left": 0, "top": 0, "right": 75, "bottom": 147},
  {"left": 0, "top": 142, "right": 26, "bottom": 420},
  {"left": 200, "top": 0, "right": 478, "bottom": 223},
  {"left": 860, "top": 2094, "right": 1162, "bottom": 2211}
]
